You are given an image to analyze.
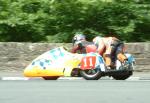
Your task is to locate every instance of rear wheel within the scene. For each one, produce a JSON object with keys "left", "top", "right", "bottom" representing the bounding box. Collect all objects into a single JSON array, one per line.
[
  {"left": 80, "top": 68, "right": 102, "bottom": 80},
  {"left": 112, "top": 71, "right": 133, "bottom": 80},
  {"left": 112, "top": 62, "right": 134, "bottom": 80}
]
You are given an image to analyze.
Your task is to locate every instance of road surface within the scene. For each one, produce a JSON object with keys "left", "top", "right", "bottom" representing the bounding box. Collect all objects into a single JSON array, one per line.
[{"left": 0, "top": 80, "right": 150, "bottom": 103}]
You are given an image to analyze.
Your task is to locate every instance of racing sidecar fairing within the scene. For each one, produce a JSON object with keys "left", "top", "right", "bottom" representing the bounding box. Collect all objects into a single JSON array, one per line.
[
  {"left": 24, "top": 46, "right": 135, "bottom": 80},
  {"left": 24, "top": 47, "right": 105, "bottom": 79}
]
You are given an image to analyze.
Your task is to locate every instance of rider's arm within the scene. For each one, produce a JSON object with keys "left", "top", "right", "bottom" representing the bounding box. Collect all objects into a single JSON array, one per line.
[
  {"left": 71, "top": 44, "right": 79, "bottom": 53},
  {"left": 97, "top": 41, "right": 105, "bottom": 55}
]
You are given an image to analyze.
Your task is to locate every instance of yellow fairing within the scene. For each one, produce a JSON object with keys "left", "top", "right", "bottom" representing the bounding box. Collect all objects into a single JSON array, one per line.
[
  {"left": 24, "top": 66, "right": 64, "bottom": 77},
  {"left": 23, "top": 47, "right": 82, "bottom": 77},
  {"left": 24, "top": 59, "right": 80, "bottom": 77},
  {"left": 63, "top": 59, "right": 80, "bottom": 76}
]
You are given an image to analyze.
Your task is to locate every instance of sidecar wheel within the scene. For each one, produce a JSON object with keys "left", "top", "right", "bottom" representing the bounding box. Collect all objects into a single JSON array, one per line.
[
  {"left": 42, "top": 76, "right": 59, "bottom": 80},
  {"left": 80, "top": 69, "right": 102, "bottom": 80},
  {"left": 112, "top": 71, "right": 133, "bottom": 80}
]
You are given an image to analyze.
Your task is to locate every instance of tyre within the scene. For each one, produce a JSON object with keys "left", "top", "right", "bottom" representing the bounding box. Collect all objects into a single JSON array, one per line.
[
  {"left": 42, "top": 76, "right": 59, "bottom": 80},
  {"left": 80, "top": 68, "right": 102, "bottom": 80},
  {"left": 112, "top": 61, "right": 134, "bottom": 80},
  {"left": 112, "top": 71, "right": 133, "bottom": 80}
]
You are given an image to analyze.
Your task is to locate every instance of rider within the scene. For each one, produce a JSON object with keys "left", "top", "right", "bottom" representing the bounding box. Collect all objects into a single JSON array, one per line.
[
  {"left": 71, "top": 33, "right": 97, "bottom": 54},
  {"left": 93, "top": 36, "right": 128, "bottom": 69}
]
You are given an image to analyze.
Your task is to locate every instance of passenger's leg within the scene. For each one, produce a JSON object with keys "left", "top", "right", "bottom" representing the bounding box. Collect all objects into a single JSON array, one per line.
[{"left": 116, "top": 44, "right": 127, "bottom": 63}]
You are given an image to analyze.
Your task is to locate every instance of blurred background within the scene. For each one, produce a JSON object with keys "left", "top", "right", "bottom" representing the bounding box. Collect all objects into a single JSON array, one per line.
[{"left": 0, "top": 0, "right": 150, "bottom": 43}]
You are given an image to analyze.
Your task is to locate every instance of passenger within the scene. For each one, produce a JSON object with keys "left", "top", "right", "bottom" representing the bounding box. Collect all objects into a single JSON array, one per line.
[{"left": 93, "top": 36, "right": 128, "bottom": 69}]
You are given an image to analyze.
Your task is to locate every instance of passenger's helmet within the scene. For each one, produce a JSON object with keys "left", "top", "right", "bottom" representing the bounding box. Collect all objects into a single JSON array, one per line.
[
  {"left": 93, "top": 36, "right": 102, "bottom": 47},
  {"left": 72, "top": 33, "right": 86, "bottom": 45}
]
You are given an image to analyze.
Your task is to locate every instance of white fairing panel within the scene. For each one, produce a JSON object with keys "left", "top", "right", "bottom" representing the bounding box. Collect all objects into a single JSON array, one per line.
[
  {"left": 116, "top": 53, "right": 135, "bottom": 70},
  {"left": 125, "top": 54, "right": 135, "bottom": 64},
  {"left": 116, "top": 60, "right": 122, "bottom": 70}
]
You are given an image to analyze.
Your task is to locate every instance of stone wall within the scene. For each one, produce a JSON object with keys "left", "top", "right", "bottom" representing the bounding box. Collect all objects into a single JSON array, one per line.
[
  {"left": 0, "top": 42, "right": 150, "bottom": 72},
  {"left": 125, "top": 43, "right": 150, "bottom": 72}
]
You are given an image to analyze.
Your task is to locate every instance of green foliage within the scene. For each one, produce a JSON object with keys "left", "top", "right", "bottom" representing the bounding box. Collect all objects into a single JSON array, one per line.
[{"left": 0, "top": 0, "right": 150, "bottom": 42}]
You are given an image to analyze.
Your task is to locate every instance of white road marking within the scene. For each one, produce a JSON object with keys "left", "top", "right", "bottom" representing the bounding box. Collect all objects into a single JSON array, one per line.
[
  {"left": 126, "top": 77, "right": 140, "bottom": 81},
  {"left": 0, "top": 76, "right": 150, "bottom": 81},
  {"left": 1, "top": 77, "right": 29, "bottom": 80}
]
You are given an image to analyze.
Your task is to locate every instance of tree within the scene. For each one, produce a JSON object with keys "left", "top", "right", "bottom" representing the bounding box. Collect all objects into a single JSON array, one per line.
[{"left": 0, "top": 0, "right": 150, "bottom": 42}]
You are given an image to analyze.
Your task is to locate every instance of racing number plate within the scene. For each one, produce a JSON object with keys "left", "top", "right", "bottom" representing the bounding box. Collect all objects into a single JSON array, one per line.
[{"left": 81, "top": 56, "right": 96, "bottom": 70}]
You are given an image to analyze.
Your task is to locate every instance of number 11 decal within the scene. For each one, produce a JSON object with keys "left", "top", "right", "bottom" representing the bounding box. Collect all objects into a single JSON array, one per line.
[{"left": 81, "top": 56, "right": 96, "bottom": 70}]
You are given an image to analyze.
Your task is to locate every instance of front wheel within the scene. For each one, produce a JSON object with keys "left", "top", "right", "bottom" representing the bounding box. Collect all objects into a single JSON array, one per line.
[
  {"left": 80, "top": 69, "right": 102, "bottom": 80},
  {"left": 42, "top": 76, "right": 59, "bottom": 80}
]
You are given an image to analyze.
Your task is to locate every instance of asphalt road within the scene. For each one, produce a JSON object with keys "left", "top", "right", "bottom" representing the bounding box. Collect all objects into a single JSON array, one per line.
[{"left": 0, "top": 80, "right": 150, "bottom": 103}]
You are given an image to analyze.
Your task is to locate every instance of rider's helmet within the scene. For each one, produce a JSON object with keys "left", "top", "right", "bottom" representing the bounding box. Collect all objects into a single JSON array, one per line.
[
  {"left": 72, "top": 33, "right": 86, "bottom": 45},
  {"left": 93, "top": 36, "right": 102, "bottom": 47}
]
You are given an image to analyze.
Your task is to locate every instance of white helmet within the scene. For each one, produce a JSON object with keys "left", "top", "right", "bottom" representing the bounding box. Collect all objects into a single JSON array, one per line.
[
  {"left": 93, "top": 36, "right": 102, "bottom": 46},
  {"left": 72, "top": 33, "right": 86, "bottom": 45}
]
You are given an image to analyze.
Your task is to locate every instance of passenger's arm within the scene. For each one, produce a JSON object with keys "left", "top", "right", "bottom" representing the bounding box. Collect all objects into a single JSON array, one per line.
[{"left": 97, "top": 41, "right": 105, "bottom": 55}]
